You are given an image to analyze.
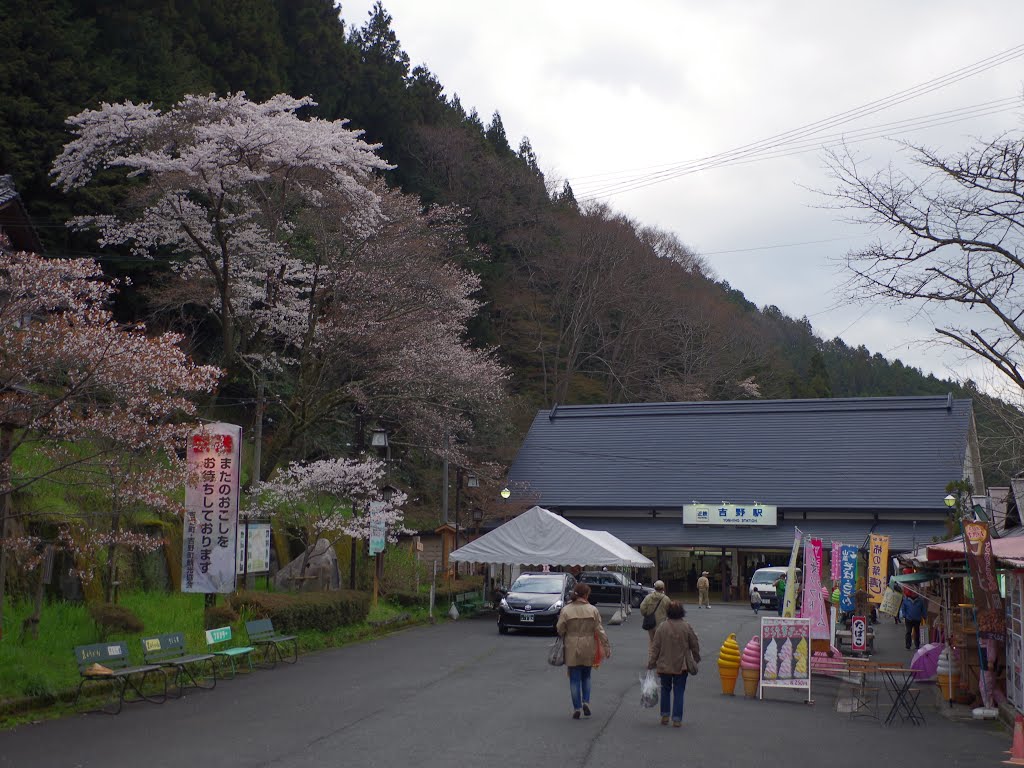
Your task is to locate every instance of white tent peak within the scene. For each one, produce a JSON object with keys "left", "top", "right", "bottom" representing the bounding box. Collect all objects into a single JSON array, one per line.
[{"left": 449, "top": 505, "right": 653, "bottom": 568}]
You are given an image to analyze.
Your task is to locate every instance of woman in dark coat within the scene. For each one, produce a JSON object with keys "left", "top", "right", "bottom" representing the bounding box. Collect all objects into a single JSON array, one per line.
[{"left": 647, "top": 600, "right": 700, "bottom": 727}]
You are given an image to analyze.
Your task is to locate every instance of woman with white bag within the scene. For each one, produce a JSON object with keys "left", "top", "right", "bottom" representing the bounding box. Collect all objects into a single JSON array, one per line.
[
  {"left": 647, "top": 600, "right": 700, "bottom": 727},
  {"left": 556, "top": 582, "right": 612, "bottom": 720}
]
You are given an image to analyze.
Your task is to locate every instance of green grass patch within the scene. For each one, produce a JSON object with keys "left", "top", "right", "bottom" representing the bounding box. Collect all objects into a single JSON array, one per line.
[{"left": 0, "top": 590, "right": 431, "bottom": 727}]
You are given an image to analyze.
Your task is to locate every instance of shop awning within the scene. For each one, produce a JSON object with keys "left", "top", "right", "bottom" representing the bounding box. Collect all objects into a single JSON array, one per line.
[
  {"left": 926, "top": 536, "right": 1024, "bottom": 567},
  {"left": 891, "top": 571, "right": 940, "bottom": 584}
]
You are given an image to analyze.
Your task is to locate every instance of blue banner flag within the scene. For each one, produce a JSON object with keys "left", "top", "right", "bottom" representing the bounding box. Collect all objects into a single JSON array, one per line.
[{"left": 839, "top": 544, "right": 858, "bottom": 612}]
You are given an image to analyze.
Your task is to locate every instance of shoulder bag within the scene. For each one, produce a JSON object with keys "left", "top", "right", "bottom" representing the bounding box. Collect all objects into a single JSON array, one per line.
[
  {"left": 685, "top": 626, "right": 699, "bottom": 675},
  {"left": 641, "top": 594, "right": 662, "bottom": 631}
]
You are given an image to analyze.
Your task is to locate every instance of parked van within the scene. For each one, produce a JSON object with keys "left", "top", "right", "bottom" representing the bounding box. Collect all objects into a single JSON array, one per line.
[{"left": 748, "top": 566, "right": 801, "bottom": 610}]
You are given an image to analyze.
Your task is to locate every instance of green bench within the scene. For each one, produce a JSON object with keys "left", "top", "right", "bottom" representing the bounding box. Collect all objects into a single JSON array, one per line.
[
  {"left": 245, "top": 618, "right": 298, "bottom": 667},
  {"left": 454, "top": 590, "right": 486, "bottom": 617},
  {"left": 206, "top": 626, "right": 255, "bottom": 678},
  {"left": 142, "top": 632, "right": 217, "bottom": 696},
  {"left": 74, "top": 641, "right": 167, "bottom": 714}
]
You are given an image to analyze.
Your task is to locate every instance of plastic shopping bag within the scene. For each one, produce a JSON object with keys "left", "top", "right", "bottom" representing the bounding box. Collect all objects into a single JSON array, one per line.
[{"left": 640, "top": 669, "right": 659, "bottom": 708}]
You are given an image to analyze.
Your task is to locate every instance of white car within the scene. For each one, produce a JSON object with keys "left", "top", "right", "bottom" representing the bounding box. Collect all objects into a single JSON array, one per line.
[{"left": 748, "top": 566, "right": 801, "bottom": 610}]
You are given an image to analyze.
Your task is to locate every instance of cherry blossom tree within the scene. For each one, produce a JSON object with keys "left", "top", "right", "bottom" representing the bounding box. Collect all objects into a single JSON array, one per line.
[
  {"left": 51, "top": 92, "right": 393, "bottom": 373},
  {"left": 249, "top": 457, "right": 407, "bottom": 581},
  {"left": 0, "top": 244, "right": 221, "bottom": 637}
]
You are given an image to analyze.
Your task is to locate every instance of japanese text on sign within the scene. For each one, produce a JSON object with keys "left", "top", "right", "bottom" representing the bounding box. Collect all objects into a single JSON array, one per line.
[
  {"left": 867, "top": 534, "right": 889, "bottom": 604},
  {"left": 683, "top": 502, "right": 777, "bottom": 526},
  {"left": 183, "top": 423, "right": 241, "bottom": 594},
  {"left": 840, "top": 544, "right": 858, "bottom": 612}
]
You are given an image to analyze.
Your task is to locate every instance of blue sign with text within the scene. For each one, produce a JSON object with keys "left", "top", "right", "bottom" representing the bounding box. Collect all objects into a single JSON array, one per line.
[{"left": 839, "top": 544, "right": 858, "bottom": 612}]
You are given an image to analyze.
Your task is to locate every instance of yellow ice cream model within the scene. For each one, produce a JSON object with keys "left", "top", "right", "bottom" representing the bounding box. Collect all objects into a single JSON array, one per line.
[
  {"left": 718, "top": 633, "right": 740, "bottom": 695},
  {"left": 794, "top": 637, "right": 809, "bottom": 677}
]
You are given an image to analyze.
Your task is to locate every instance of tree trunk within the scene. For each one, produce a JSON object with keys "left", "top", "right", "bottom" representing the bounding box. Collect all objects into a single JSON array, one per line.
[
  {"left": 104, "top": 507, "right": 121, "bottom": 604},
  {"left": 0, "top": 425, "right": 12, "bottom": 640}
]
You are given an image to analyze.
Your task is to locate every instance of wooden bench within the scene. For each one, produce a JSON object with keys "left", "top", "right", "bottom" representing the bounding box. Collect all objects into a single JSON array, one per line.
[
  {"left": 142, "top": 632, "right": 217, "bottom": 696},
  {"left": 74, "top": 641, "right": 167, "bottom": 714},
  {"left": 206, "top": 626, "right": 255, "bottom": 679},
  {"left": 245, "top": 618, "right": 298, "bottom": 667}
]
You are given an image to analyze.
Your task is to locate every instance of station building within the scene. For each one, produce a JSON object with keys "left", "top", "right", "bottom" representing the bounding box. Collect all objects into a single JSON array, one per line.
[{"left": 506, "top": 395, "right": 984, "bottom": 598}]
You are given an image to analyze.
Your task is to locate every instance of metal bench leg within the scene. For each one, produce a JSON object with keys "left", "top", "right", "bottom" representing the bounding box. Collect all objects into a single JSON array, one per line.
[{"left": 282, "top": 639, "right": 298, "bottom": 664}]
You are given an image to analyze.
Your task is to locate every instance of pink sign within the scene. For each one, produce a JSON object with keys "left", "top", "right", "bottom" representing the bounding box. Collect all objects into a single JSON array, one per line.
[
  {"left": 831, "top": 541, "right": 841, "bottom": 582},
  {"left": 800, "top": 538, "right": 831, "bottom": 640}
]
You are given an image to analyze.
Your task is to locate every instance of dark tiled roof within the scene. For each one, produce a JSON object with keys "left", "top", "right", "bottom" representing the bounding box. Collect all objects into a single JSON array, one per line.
[
  {"left": 0, "top": 175, "right": 17, "bottom": 207},
  {"left": 568, "top": 517, "right": 947, "bottom": 552},
  {"left": 508, "top": 396, "right": 973, "bottom": 511}
]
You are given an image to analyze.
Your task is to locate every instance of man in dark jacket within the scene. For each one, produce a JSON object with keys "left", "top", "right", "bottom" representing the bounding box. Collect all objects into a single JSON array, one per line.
[{"left": 901, "top": 590, "right": 927, "bottom": 650}]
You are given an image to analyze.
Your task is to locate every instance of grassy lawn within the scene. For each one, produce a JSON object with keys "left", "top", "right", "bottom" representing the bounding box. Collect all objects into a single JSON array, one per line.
[{"left": 0, "top": 590, "right": 430, "bottom": 723}]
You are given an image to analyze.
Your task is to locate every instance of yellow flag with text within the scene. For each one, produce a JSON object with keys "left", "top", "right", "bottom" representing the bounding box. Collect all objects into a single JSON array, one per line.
[{"left": 867, "top": 534, "right": 890, "bottom": 604}]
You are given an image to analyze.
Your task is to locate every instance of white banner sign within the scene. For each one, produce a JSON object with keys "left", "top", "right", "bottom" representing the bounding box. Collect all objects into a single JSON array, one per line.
[
  {"left": 183, "top": 423, "right": 242, "bottom": 593},
  {"left": 236, "top": 522, "right": 271, "bottom": 575},
  {"left": 683, "top": 502, "right": 777, "bottom": 526},
  {"left": 368, "top": 501, "right": 386, "bottom": 556}
]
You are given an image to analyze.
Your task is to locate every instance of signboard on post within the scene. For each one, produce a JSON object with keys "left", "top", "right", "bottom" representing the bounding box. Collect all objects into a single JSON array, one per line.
[
  {"left": 851, "top": 615, "right": 868, "bottom": 652},
  {"left": 368, "top": 501, "right": 386, "bottom": 556},
  {"left": 759, "top": 616, "right": 811, "bottom": 702},
  {"left": 236, "top": 522, "right": 271, "bottom": 575},
  {"left": 867, "top": 534, "right": 890, "bottom": 604},
  {"left": 683, "top": 502, "right": 777, "bottom": 526},
  {"left": 182, "top": 423, "right": 242, "bottom": 594}
]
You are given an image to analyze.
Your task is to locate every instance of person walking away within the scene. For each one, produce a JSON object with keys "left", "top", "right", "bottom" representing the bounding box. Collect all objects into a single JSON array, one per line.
[
  {"left": 750, "top": 589, "right": 762, "bottom": 615},
  {"left": 774, "top": 575, "right": 787, "bottom": 616},
  {"left": 640, "top": 580, "right": 670, "bottom": 646},
  {"left": 901, "top": 590, "right": 927, "bottom": 650},
  {"left": 647, "top": 600, "right": 701, "bottom": 727},
  {"left": 697, "top": 571, "right": 711, "bottom": 608},
  {"left": 556, "top": 582, "right": 611, "bottom": 719}
]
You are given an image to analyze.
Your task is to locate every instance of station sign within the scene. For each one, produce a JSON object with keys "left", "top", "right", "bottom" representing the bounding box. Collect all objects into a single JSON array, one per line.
[{"left": 683, "top": 502, "right": 777, "bottom": 526}]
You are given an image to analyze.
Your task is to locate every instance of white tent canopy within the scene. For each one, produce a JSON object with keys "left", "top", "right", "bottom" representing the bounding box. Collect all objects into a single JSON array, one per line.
[{"left": 449, "top": 506, "right": 653, "bottom": 568}]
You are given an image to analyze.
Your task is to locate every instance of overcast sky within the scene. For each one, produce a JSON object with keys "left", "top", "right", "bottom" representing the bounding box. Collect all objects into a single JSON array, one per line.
[{"left": 341, "top": 1, "right": 1024, "bottom": 392}]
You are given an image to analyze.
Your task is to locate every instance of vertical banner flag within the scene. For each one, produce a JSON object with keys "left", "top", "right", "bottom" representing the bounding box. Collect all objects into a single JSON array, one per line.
[
  {"left": 963, "top": 520, "right": 1005, "bottom": 639},
  {"left": 368, "top": 500, "right": 386, "bottom": 556},
  {"left": 801, "top": 538, "right": 830, "bottom": 639},
  {"left": 839, "top": 544, "right": 858, "bottom": 612},
  {"left": 831, "top": 541, "right": 841, "bottom": 583},
  {"left": 759, "top": 616, "right": 812, "bottom": 702},
  {"left": 867, "top": 534, "right": 890, "bottom": 604},
  {"left": 183, "top": 423, "right": 242, "bottom": 594},
  {"left": 782, "top": 529, "right": 803, "bottom": 618}
]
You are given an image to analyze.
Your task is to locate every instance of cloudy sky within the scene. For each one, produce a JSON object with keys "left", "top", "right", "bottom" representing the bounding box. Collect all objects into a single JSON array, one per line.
[{"left": 341, "top": 1, "right": 1024, "bottom": 390}]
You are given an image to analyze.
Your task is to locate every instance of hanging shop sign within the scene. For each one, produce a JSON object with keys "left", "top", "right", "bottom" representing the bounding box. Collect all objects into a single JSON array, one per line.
[
  {"left": 759, "top": 616, "right": 811, "bottom": 702},
  {"left": 831, "top": 541, "right": 841, "bottom": 583},
  {"left": 839, "top": 544, "right": 858, "bottom": 612},
  {"left": 183, "top": 423, "right": 242, "bottom": 594},
  {"left": 963, "top": 520, "right": 1005, "bottom": 639},
  {"left": 867, "top": 534, "right": 890, "bottom": 604},
  {"left": 683, "top": 503, "right": 777, "bottom": 526}
]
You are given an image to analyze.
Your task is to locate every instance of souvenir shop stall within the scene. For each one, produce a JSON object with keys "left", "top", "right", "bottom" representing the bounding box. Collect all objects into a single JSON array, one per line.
[{"left": 899, "top": 529, "right": 1019, "bottom": 712}]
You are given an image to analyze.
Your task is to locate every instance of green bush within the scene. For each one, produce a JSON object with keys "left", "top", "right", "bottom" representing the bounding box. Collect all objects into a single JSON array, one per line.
[
  {"left": 229, "top": 590, "right": 370, "bottom": 633},
  {"left": 89, "top": 603, "right": 144, "bottom": 640},
  {"left": 388, "top": 590, "right": 428, "bottom": 608},
  {"left": 203, "top": 603, "right": 239, "bottom": 630}
]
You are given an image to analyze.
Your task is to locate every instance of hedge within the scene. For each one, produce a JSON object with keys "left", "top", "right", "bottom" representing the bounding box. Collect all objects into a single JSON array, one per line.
[{"left": 229, "top": 590, "right": 371, "bottom": 633}]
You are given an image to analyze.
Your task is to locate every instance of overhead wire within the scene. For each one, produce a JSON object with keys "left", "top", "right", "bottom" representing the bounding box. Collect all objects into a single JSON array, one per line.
[{"left": 570, "top": 42, "right": 1024, "bottom": 200}]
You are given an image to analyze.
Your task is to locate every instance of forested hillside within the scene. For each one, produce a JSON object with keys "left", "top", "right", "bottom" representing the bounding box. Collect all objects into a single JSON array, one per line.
[{"left": 1, "top": 0, "right": 1014, "bottom": 499}]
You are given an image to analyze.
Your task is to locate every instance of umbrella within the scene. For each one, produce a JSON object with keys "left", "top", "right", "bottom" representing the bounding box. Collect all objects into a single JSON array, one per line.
[{"left": 910, "top": 643, "right": 944, "bottom": 679}]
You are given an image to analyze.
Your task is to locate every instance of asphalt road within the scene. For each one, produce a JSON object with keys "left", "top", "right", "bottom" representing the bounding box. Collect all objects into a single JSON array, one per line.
[{"left": 0, "top": 603, "right": 1009, "bottom": 767}]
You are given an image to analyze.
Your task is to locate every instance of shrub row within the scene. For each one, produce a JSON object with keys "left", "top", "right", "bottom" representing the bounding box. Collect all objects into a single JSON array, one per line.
[
  {"left": 229, "top": 590, "right": 371, "bottom": 633},
  {"left": 388, "top": 590, "right": 429, "bottom": 608}
]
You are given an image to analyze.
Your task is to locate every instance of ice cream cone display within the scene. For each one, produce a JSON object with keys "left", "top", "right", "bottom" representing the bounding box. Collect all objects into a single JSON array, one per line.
[
  {"left": 794, "top": 637, "right": 809, "bottom": 677},
  {"left": 936, "top": 646, "right": 960, "bottom": 701},
  {"left": 778, "top": 636, "right": 793, "bottom": 679},
  {"left": 740, "top": 635, "right": 761, "bottom": 697},
  {"left": 763, "top": 638, "right": 779, "bottom": 680},
  {"left": 718, "top": 633, "right": 740, "bottom": 695}
]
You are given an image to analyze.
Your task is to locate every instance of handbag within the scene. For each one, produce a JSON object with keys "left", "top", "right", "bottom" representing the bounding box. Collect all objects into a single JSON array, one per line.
[
  {"left": 685, "top": 646, "right": 699, "bottom": 676},
  {"left": 548, "top": 635, "right": 565, "bottom": 667}
]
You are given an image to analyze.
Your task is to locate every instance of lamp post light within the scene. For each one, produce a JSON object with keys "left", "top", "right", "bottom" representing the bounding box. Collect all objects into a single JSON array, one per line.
[
  {"left": 944, "top": 494, "right": 957, "bottom": 510},
  {"left": 500, "top": 487, "right": 511, "bottom": 500}
]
